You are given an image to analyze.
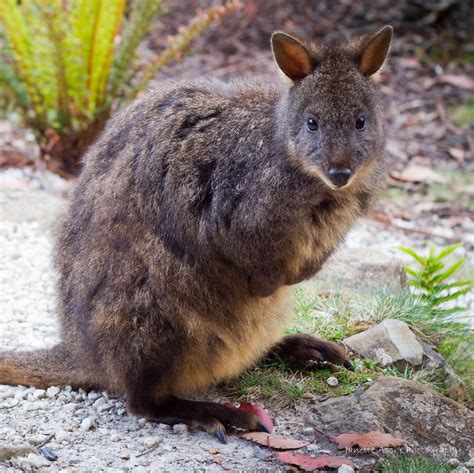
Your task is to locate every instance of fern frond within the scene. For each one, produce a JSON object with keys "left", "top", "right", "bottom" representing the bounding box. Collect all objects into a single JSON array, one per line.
[
  {"left": 87, "top": 0, "right": 126, "bottom": 112},
  {"left": 130, "top": 0, "right": 242, "bottom": 99},
  {"left": 109, "top": 0, "right": 164, "bottom": 100}
]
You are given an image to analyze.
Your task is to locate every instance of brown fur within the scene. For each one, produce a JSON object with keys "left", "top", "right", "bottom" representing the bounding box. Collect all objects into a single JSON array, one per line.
[{"left": 0, "top": 26, "right": 392, "bottom": 440}]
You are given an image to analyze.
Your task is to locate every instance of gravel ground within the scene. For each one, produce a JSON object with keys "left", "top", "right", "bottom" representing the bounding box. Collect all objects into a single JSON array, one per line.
[{"left": 0, "top": 169, "right": 472, "bottom": 471}]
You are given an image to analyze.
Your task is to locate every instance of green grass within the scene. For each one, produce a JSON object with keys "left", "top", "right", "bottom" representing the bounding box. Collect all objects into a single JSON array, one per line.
[
  {"left": 377, "top": 453, "right": 450, "bottom": 473},
  {"left": 230, "top": 358, "right": 377, "bottom": 408}
]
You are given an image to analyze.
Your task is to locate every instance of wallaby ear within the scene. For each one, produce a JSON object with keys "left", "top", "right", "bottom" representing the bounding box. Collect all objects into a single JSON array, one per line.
[
  {"left": 271, "top": 32, "right": 313, "bottom": 81},
  {"left": 359, "top": 25, "right": 393, "bottom": 76}
]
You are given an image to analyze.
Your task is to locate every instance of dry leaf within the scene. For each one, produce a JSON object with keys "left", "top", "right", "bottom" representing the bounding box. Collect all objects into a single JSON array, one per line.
[
  {"left": 332, "top": 431, "right": 405, "bottom": 451},
  {"left": 437, "top": 74, "right": 474, "bottom": 91},
  {"left": 200, "top": 444, "right": 220, "bottom": 454},
  {"left": 241, "top": 432, "right": 310, "bottom": 450},
  {"left": 275, "top": 452, "right": 354, "bottom": 471},
  {"left": 391, "top": 164, "right": 447, "bottom": 184}
]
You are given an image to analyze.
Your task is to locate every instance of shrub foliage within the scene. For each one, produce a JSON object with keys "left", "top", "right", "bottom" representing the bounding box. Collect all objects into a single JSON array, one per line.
[{"left": 0, "top": 0, "right": 240, "bottom": 176}]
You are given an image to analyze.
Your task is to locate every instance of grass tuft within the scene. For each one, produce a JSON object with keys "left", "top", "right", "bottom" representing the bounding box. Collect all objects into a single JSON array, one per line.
[{"left": 377, "top": 453, "right": 450, "bottom": 473}]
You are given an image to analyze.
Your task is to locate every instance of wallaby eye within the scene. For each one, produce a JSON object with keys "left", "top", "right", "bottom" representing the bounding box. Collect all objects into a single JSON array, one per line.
[
  {"left": 306, "top": 118, "right": 318, "bottom": 132},
  {"left": 356, "top": 116, "right": 366, "bottom": 130}
]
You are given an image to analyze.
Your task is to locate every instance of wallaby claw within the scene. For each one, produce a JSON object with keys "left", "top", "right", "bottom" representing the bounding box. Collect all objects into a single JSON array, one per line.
[
  {"left": 215, "top": 424, "right": 228, "bottom": 444},
  {"left": 256, "top": 420, "right": 271, "bottom": 434},
  {"left": 343, "top": 360, "right": 354, "bottom": 371}
]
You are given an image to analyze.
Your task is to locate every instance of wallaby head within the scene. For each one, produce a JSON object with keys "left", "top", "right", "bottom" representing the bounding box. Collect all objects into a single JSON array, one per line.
[{"left": 272, "top": 26, "right": 393, "bottom": 190}]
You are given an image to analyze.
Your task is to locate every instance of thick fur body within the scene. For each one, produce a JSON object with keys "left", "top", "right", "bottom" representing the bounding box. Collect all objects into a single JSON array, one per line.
[
  {"left": 52, "top": 75, "right": 382, "bottom": 396},
  {"left": 0, "top": 29, "right": 391, "bottom": 435}
]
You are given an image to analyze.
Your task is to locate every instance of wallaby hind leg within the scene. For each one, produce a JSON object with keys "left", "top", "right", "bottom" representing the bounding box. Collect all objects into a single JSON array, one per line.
[
  {"left": 271, "top": 333, "right": 353, "bottom": 369},
  {"left": 128, "top": 394, "right": 270, "bottom": 444},
  {"left": 0, "top": 344, "right": 99, "bottom": 390}
]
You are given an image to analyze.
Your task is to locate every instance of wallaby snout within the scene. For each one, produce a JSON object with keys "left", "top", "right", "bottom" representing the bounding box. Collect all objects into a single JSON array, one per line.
[{"left": 328, "top": 167, "right": 352, "bottom": 187}]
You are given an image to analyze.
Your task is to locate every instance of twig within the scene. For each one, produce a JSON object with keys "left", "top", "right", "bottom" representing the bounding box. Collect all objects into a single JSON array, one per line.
[
  {"left": 136, "top": 444, "right": 159, "bottom": 458},
  {"left": 369, "top": 214, "right": 461, "bottom": 244},
  {"left": 37, "top": 433, "right": 54, "bottom": 448}
]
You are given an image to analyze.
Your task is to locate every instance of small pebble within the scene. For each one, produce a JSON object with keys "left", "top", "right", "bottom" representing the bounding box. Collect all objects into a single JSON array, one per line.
[
  {"left": 21, "top": 453, "right": 50, "bottom": 468},
  {"left": 448, "top": 458, "right": 460, "bottom": 467},
  {"left": 80, "top": 417, "right": 94, "bottom": 431},
  {"left": 38, "top": 446, "right": 58, "bottom": 462},
  {"left": 452, "top": 467, "right": 469, "bottom": 473},
  {"left": 32, "top": 389, "right": 46, "bottom": 399},
  {"left": 47, "top": 386, "right": 60, "bottom": 398},
  {"left": 27, "top": 434, "right": 47, "bottom": 445},
  {"left": 326, "top": 376, "right": 339, "bottom": 387},
  {"left": 110, "top": 433, "right": 120, "bottom": 442},
  {"left": 173, "top": 424, "right": 187, "bottom": 434},
  {"left": 55, "top": 431, "right": 72, "bottom": 443},
  {"left": 137, "top": 418, "right": 147, "bottom": 427},
  {"left": 88, "top": 392, "right": 100, "bottom": 401},
  {"left": 338, "top": 465, "right": 355, "bottom": 473},
  {"left": 143, "top": 436, "right": 161, "bottom": 449},
  {"left": 119, "top": 451, "right": 130, "bottom": 459}
]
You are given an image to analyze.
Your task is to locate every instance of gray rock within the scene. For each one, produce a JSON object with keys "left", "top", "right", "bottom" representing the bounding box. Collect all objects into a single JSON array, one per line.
[
  {"left": 315, "top": 248, "right": 407, "bottom": 290},
  {"left": 343, "top": 319, "right": 424, "bottom": 367},
  {"left": 306, "top": 376, "right": 474, "bottom": 461}
]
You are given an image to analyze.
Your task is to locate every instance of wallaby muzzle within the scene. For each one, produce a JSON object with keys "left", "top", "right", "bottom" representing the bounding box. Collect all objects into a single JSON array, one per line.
[{"left": 328, "top": 167, "right": 352, "bottom": 187}]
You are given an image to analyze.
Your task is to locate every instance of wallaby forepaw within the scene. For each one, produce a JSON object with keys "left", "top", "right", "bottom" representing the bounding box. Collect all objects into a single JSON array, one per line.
[{"left": 275, "top": 333, "right": 350, "bottom": 367}]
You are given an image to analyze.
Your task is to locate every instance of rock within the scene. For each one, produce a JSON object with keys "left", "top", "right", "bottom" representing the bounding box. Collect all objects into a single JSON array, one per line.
[
  {"left": 343, "top": 319, "right": 424, "bottom": 367},
  {"left": 137, "top": 417, "right": 147, "bottom": 427},
  {"left": 302, "top": 427, "right": 314, "bottom": 436},
  {"left": 338, "top": 465, "right": 355, "bottom": 473},
  {"left": 315, "top": 248, "right": 407, "bottom": 290},
  {"left": 46, "top": 386, "right": 60, "bottom": 398},
  {"left": 327, "top": 376, "right": 339, "bottom": 386},
  {"left": 119, "top": 450, "right": 130, "bottom": 459},
  {"left": 80, "top": 417, "right": 94, "bottom": 431},
  {"left": 88, "top": 392, "right": 100, "bottom": 401},
  {"left": 452, "top": 467, "right": 469, "bottom": 473},
  {"left": 21, "top": 452, "right": 50, "bottom": 468},
  {"left": 32, "top": 389, "right": 46, "bottom": 399},
  {"left": 0, "top": 444, "right": 35, "bottom": 462},
  {"left": 465, "top": 458, "right": 474, "bottom": 468},
  {"left": 27, "top": 434, "right": 47, "bottom": 445},
  {"left": 55, "top": 431, "right": 72, "bottom": 443},
  {"left": 419, "top": 340, "right": 445, "bottom": 369},
  {"left": 306, "top": 377, "right": 474, "bottom": 461},
  {"left": 447, "top": 458, "right": 460, "bottom": 467},
  {"left": 110, "top": 433, "right": 120, "bottom": 442},
  {"left": 173, "top": 424, "right": 187, "bottom": 434},
  {"left": 143, "top": 436, "right": 161, "bottom": 449}
]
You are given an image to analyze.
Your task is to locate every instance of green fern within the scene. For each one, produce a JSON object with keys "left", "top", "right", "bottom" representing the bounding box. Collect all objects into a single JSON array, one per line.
[
  {"left": 0, "top": 0, "right": 241, "bottom": 175},
  {"left": 399, "top": 243, "right": 474, "bottom": 308}
]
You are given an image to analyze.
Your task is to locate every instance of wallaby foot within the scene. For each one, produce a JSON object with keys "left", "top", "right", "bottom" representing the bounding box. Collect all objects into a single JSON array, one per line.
[
  {"left": 272, "top": 333, "right": 353, "bottom": 369},
  {"left": 128, "top": 396, "right": 270, "bottom": 444}
]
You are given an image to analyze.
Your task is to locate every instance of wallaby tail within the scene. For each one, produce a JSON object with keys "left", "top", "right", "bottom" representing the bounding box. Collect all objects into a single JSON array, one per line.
[{"left": 0, "top": 344, "right": 98, "bottom": 390}]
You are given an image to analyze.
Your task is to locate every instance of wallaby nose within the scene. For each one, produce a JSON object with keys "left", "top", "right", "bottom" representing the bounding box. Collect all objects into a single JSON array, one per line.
[{"left": 328, "top": 167, "right": 352, "bottom": 187}]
